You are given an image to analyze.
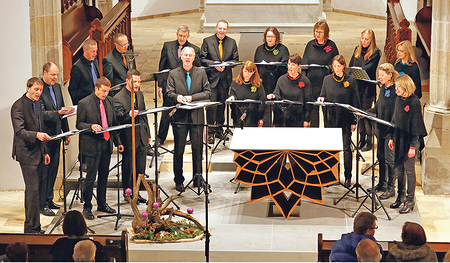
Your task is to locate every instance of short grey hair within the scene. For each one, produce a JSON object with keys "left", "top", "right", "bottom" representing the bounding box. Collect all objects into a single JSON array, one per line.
[
  {"left": 181, "top": 46, "right": 195, "bottom": 56},
  {"left": 177, "top": 25, "right": 190, "bottom": 34}
]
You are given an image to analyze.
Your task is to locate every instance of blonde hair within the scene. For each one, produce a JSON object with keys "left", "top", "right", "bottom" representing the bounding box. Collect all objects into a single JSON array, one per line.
[
  {"left": 395, "top": 40, "right": 418, "bottom": 65},
  {"left": 396, "top": 74, "right": 416, "bottom": 97},
  {"left": 378, "top": 63, "right": 399, "bottom": 83},
  {"left": 354, "top": 29, "right": 378, "bottom": 60}
]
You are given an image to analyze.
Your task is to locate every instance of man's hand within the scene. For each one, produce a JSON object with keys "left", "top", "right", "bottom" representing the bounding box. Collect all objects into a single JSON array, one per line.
[
  {"left": 267, "top": 94, "right": 275, "bottom": 100},
  {"left": 91, "top": 124, "right": 103, "bottom": 132},
  {"left": 37, "top": 132, "right": 51, "bottom": 141},
  {"left": 350, "top": 124, "right": 356, "bottom": 132},
  {"left": 158, "top": 87, "right": 163, "bottom": 98},
  {"left": 408, "top": 147, "right": 416, "bottom": 158},
  {"left": 185, "top": 96, "right": 193, "bottom": 103},
  {"left": 118, "top": 145, "right": 124, "bottom": 152},
  {"left": 177, "top": 95, "right": 187, "bottom": 103},
  {"left": 388, "top": 139, "right": 394, "bottom": 150},
  {"left": 64, "top": 136, "right": 71, "bottom": 145},
  {"left": 216, "top": 66, "right": 225, "bottom": 72},
  {"left": 258, "top": 120, "right": 263, "bottom": 127},
  {"left": 129, "top": 110, "right": 139, "bottom": 117},
  {"left": 303, "top": 122, "right": 310, "bottom": 127},
  {"left": 44, "top": 154, "right": 51, "bottom": 165},
  {"left": 58, "top": 107, "right": 75, "bottom": 115}
]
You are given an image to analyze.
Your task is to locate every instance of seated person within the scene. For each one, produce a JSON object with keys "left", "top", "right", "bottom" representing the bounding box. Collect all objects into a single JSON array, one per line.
[
  {"left": 330, "top": 212, "right": 383, "bottom": 262},
  {"left": 0, "top": 242, "right": 29, "bottom": 262},
  {"left": 356, "top": 238, "right": 382, "bottom": 262},
  {"left": 51, "top": 210, "right": 106, "bottom": 262},
  {"left": 386, "top": 221, "right": 437, "bottom": 262},
  {"left": 73, "top": 240, "right": 96, "bottom": 262}
]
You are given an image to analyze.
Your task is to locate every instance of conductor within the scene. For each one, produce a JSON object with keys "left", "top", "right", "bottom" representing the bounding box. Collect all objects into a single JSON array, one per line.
[{"left": 166, "top": 47, "right": 211, "bottom": 192}]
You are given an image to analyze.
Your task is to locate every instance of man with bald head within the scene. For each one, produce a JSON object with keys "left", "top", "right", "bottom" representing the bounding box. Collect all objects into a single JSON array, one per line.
[
  {"left": 39, "top": 62, "right": 74, "bottom": 216},
  {"left": 356, "top": 238, "right": 382, "bottom": 262}
]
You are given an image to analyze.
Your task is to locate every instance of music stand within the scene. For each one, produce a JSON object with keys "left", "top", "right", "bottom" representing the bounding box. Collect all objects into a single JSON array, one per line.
[
  {"left": 266, "top": 100, "right": 303, "bottom": 127},
  {"left": 48, "top": 128, "right": 89, "bottom": 234},
  {"left": 93, "top": 124, "right": 139, "bottom": 228},
  {"left": 173, "top": 101, "right": 220, "bottom": 196}
]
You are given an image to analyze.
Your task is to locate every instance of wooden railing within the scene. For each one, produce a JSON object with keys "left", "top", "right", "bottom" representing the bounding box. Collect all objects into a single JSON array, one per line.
[
  {"left": 90, "top": 0, "right": 132, "bottom": 76},
  {"left": 415, "top": 5, "right": 432, "bottom": 57},
  {"left": 384, "top": 0, "right": 412, "bottom": 63}
]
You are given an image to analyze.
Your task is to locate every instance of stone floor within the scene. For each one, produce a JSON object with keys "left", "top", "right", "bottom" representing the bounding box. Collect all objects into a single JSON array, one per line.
[{"left": 1, "top": 10, "right": 446, "bottom": 262}]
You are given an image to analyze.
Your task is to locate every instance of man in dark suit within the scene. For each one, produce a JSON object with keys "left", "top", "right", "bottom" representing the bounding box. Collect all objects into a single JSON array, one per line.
[
  {"left": 113, "top": 69, "right": 150, "bottom": 204},
  {"left": 68, "top": 39, "right": 100, "bottom": 105},
  {"left": 11, "top": 77, "right": 51, "bottom": 233},
  {"left": 200, "top": 20, "right": 239, "bottom": 144},
  {"left": 167, "top": 47, "right": 211, "bottom": 191},
  {"left": 157, "top": 25, "right": 201, "bottom": 145},
  {"left": 103, "top": 33, "right": 136, "bottom": 94},
  {"left": 39, "top": 62, "right": 74, "bottom": 216},
  {"left": 76, "top": 77, "right": 122, "bottom": 220}
]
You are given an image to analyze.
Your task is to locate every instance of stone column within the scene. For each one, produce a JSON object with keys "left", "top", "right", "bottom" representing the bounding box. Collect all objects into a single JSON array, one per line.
[
  {"left": 199, "top": 0, "right": 205, "bottom": 12},
  {"left": 29, "top": 0, "right": 63, "bottom": 79},
  {"left": 422, "top": 0, "right": 450, "bottom": 195},
  {"left": 323, "top": 0, "right": 332, "bottom": 12}
]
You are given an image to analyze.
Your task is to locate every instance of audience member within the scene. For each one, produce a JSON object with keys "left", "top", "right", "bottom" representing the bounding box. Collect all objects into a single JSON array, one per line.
[
  {"left": 0, "top": 242, "right": 28, "bottom": 262},
  {"left": 51, "top": 210, "right": 106, "bottom": 262},
  {"left": 73, "top": 240, "right": 96, "bottom": 262},
  {"left": 386, "top": 221, "right": 437, "bottom": 262},
  {"left": 356, "top": 238, "right": 382, "bottom": 262},
  {"left": 330, "top": 212, "right": 383, "bottom": 262}
]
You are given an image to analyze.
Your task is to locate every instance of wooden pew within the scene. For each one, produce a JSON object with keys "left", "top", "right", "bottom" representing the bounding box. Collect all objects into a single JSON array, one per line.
[
  {"left": 0, "top": 230, "right": 128, "bottom": 262},
  {"left": 318, "top": 233, "right": 450, "bottom": 262}
]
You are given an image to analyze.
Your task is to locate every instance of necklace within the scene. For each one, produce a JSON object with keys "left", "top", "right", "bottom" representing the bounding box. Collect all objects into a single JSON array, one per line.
[
  {"left": 287, "top": 73, "right": 300, "bottom": 80},
  {"left": 333, "top": 73, "right": 344, "bottom": 82},
  {"left": 264, "top": 43, "right": 278, "bottom": 52},
  {"left": 315, "top": 39, "right": 326, "bottom": 46},
  {"left": 243, "top": 81, "right": 251, "bottom": 85}
]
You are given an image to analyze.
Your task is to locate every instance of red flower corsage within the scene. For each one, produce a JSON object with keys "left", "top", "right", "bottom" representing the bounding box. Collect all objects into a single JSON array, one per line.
[
  {"left": 298, "top": 81, "right": 305, "bottom": 88},
  {"left": 324, "top": 45, "right": 333, "bottom": 53},
  {"left": 404, "top": 105, "right": 410, "bottom": 112}
]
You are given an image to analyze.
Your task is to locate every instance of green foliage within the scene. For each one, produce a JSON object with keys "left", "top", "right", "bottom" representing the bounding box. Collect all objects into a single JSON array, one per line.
[{"left": 131, "top": 220, "right": 204, "bottom": 242}]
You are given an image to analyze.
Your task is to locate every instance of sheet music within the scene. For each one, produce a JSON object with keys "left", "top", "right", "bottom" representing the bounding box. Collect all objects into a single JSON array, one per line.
[
  {"left": 62, "top": 105, "right": 77, "bottom": 119},
  {"left": 301, "top": 64, "right": 329, "bottom": 69},
  {"left": 226, "top": 99, "right": 262, "bottom": 104},
  {"left": 207, "top": 61, "right": 242, "bottom": 68},
  {"left": 266, "top": 99, "right": 303, "bottom": 105},
  {"left": 176, "top": 101, "right": 221, "bottom": 110},
  {"left": 138, "top": 106, "right": 176, "bottom": 115},
  {"left": 50, "top": 128, "right": 88, "bottom": 141},
  {"left": 254, "top": 61, "right": 287, "bottom": 66},
  {"left": 95, "top": 123, "right": 139, "bottom": 134}
]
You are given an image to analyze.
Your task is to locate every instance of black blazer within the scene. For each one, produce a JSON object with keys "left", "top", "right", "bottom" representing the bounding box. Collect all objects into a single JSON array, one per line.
[
  {"left": 68, "top": 56, "right": 100, "bottom": 105},
  {"left": 200, "top": 35, "right": 239, "bottom": 88},
  {"left": 166, "top": 66, "right": 211, "bottom": 124},
  {"left": 158, "top": 40, "right": 201, "bottom": 88},
  {"left": 11, "top": 94, "right": 46, "bottom": 166},
  {"left": 40, "top": 81, "right": 70, "bottom": 136},
  {"left": 113, "top": 88, "right": 150, "bottom": 148},
  {"left": 103, "top": 48, "right": 136, "bottom": 88},
  {"left": 76, "top": 93, "right": 118, "bottom": 157}
]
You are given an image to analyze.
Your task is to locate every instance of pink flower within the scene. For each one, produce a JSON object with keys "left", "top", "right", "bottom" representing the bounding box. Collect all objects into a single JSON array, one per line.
[
  {"left": 324, "top": 46, "right": 333, "bottom": 53},
  {"left": 298, "top": 81, "right": 305, "bottom": 88},
  {"left": 404, "top": 105, "right": 410, "bottom": 112}
]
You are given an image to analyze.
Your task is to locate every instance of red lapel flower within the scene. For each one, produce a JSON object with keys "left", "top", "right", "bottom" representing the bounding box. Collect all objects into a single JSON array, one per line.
[
  {"left": 324, "top": 46, "right": 333, "bottom": 53},
  {"left": 404, "top": 105, "right": 410, "bottom": 112},
  {"left": 298, "top": 81, "right": 305, "bottom": 88}
]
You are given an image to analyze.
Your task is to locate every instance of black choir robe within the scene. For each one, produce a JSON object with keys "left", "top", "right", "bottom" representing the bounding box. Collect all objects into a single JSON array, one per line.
[
  {"left": 229, "top": 82, "right": 266, "bottom": 127},
  {"left": 254, "top": 43, "right": 289, "bottom": 95},
  {"left": 349, "top": 46, "right": 381, "bottom": 98},
  {"left": 394, "top": 61, "right": 422, "bottom": 99}
]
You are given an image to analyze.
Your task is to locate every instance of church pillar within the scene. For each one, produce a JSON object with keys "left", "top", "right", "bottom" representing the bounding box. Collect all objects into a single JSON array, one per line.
[
  {"left": 29, "top": 0, "right": 63, "bottom": 78},
  {"left": 323, "top": 0, "right": 332, "bottom": 12},
  {"left": 422, "top": 0, "right": 450, "bottom": 194}
]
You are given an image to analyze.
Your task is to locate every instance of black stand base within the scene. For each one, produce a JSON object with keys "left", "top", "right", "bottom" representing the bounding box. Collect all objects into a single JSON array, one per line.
[{"left": 178, "top": 173, "right": 212, "bottom": 197}]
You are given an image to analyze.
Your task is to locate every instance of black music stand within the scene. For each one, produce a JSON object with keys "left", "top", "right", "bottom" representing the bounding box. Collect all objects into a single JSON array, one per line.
[
  {"left": 138, "top": 106, "right": 179, "bottom": 209},
  {"left": 173, "top": 101, "right": 220, "bottom": 196},
  {"left": 48, "top": 128, "right": 92, "bottom": 234},
  {"left": 266, "top": 99, "right": 303, "bottom": 127}
]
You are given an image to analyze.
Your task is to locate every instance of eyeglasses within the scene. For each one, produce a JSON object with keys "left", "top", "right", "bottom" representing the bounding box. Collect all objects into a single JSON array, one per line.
[
  {"left": 266, "top": 36, "right": 276, "bottom": 39},
  {"left": 370, "top": 225, "right": 379, "bottom": 230},
  {"left": 315, "top": 31, "right": 325, "bottom": 34},
  {"left": 117, "top": 43, "right": 130, "bottom": 48}
]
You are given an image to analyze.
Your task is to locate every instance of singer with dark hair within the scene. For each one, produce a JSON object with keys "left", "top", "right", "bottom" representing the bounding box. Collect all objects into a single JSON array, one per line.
[
  {"left": 39, "top": 62, "right": 74, "bottom": 217},
  {"left": 227, "top": 61, "right": 266, "bottom": 127},
  {"left": 113, "top": 69, "right": 151, "bottom": 204},
  {"left": 388, "top": 74, "right": 427, "bottom": 214},
  {"left": 76, "top": 77, "right": 123, "bottom": 220},
  {"left": 103, "top": 33, "right": 136, "bottom": 95},
  {"left": 157, "top": 25, "right": 201, "bottom": 145},
  {"left": 11, "top": 77, "right": 51, "bottom": 233},
  {"left": 267, "top": 53, "right": 313, "bottom": 127},
  {"left": 167, "top": 46, "right": 211, "bottom": 192},
  {"left": 302, "top": 20, "right": 339, "bottom": 127},
  {"left": 349, "top": 29, "right": 382, "bottom": 152},
  {"left": 318, "top": 55, "right": 360, "bottom": 188}
]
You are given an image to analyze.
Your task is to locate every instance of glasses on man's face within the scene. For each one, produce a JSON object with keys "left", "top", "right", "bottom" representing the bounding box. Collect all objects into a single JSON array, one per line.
[
  {"left": 117, "top": 43, "right": 130, "bottom": 48},
  {"left": 370, "top": 225, "right": 379, "bottom": 230}
]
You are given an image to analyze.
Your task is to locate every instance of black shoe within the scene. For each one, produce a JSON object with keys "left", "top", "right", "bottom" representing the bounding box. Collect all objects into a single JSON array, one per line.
[
  {"left": 155, "top": 138, "right": 164, "bottom": 146},
  {"left": 83, "top": 208, "right": 95, "bottom": 220},
  {"left": 361, "top": 141, "right": 373, "bottom": 152},
  {"left": 390, "top": 193, "right": 405, "bottom": 208},
  {"left": 357, "top": 138, "right": 366, "bottom": 150},
  {"left": 97, "top": 204, "right": 116, "bottom": 213},
  {"left": 399, "top": 201, "right": 415, "bottom": 214},
  {"left": 40, "top": 206, "right": 55, "bottom": 216},
  {"left": 137, "top": 195, "right": 147, "bottom": 204},
  {"left": 207, "top": 135, "right": 214, "bottom": 144},
  {"left": 81, "top": 163, "right": 87, "bottom": 173},
  {"left": 344, "top": 178, "right": 351, "bottom": 188},
  {"left": 24, "top": 228, "right": 45, "bottom": 234},
  {"left": 147, "top": 145, "right": 154, "bottom": 156},
  {"left": 47, "top": 201, "right": 61, "bottom": 209},
  {"left": 379, "top": 187, "right": 395, "bottom": 200},
  {"left": 176, "top": 184, "right": 185, "bottom": 192}
]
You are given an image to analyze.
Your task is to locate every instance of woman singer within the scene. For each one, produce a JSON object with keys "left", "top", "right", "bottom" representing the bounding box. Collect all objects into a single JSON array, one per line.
[
  {"left": 388, "top": 74, "right": 427, "bottom": 214},
  {"left": 302, "top": 20, "right": 339, "bottom": 127},
  {"left": 349, "top": 29, "right": 382, "bottom": 151},
  {"left": 227, "top": 61, "right": 266, "bottom": 127},
  {"left": 266, "top": 53, "right": 313, "bottom": 127},
  {"left": 318, "top": 55, "right": 360, "bottom": 188},
  {"left": 393, "top": 40, "right": 422, "bottom": 99}
]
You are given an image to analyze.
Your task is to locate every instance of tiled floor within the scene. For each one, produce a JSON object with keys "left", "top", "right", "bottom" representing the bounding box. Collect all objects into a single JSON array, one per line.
[{"left": 1, "top": 10, "right": 446, "bottom": 262}]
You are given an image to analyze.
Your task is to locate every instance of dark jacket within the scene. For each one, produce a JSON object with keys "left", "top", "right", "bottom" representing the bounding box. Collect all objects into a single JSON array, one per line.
[
  {"left": 51, "top": 236, "right": 106, "bottom": 262},
  {"left": 40, "top": 81, "right": 70, "bottom": 136},
  {"left": 330, "top": 232, "right": 382, "bottom": 262},
  {"left": 68, "top": 56, "right": 100, "bottom": 105},
  {"left": 103, "top": 48, "right": 136, "bottom": 88},
  {"left": 386, "top": 243, "right": 438, "bottom": 262}
]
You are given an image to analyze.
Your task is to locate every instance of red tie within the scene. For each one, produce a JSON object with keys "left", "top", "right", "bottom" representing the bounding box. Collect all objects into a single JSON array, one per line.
[{"left": 99, "top": 100, "right": 110, "bottom": 140}]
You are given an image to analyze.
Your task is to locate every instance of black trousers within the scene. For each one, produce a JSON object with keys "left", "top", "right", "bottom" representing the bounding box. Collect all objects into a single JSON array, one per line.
[
  {"left": 207, "top": 79, "right": 228, "bottom": 134},
  {"left": 20, "top": 162, "right": 43, "bottom": 232},
  {"left": 121, "top": 143, "right": 147, "bottom": 192},
  {"left": 358, "top": 92, "right": 374, "bottom": 136},
  {"left": 341, "top": 125, "right": 353, "bottom": 179},
  {"left": 40, "top": 140, "right": 61, "bottom": 208},
  {"left": 157, "top": 93, "right": 172, "bottom": 142},
  {"left": 172, "top": 121, "right": 203, "bottom": 185},
  {"left": 83, "top": 140, "right": 111, "bottom": 210},
  {"left": 396, "top": 150, "right": 417, "bottom": 202},
  {"left": 377, "top": 136, "right": 395, "bottom": 187}
]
